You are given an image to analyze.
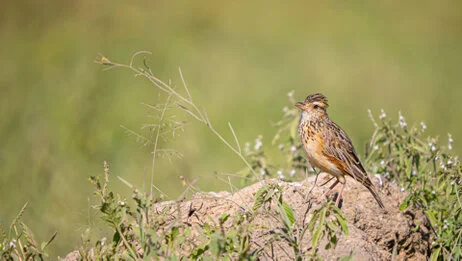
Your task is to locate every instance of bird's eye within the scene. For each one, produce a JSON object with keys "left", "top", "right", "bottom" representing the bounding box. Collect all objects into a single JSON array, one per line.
[{"left": 313, "top": 104, "right": 319, "bottom": 109}]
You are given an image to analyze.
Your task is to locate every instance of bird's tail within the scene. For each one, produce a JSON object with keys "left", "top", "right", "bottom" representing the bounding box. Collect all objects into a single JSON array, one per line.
[{"left": 366, "top": 185, "right": 385, "bottom": 209}]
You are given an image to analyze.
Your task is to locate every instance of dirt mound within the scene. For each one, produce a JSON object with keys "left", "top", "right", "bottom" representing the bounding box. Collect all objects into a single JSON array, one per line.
[
  {"left": 154, "top": 174, "right": 431, "bottom": 260},
  {"left": 64, "top": 174, "right": 432, "bottom": 260}
]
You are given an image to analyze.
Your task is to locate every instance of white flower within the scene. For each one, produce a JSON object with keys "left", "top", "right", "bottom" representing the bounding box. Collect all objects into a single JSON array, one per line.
[
  {"left": 373, "top": 145, "right": 379, "bottom": 151},
  {"left": 431, "top": 145, "right": 436, "bottom": 152},
  {"left": 287, "top": 90, "right": 294, "bottom": 98},
  {"left": 289, "top": 169, "right": 296, "bottom": 177},
  {"left": 118, "top": 201, "right": 125, "bottom": 206},
  {"left": 290, "top": 145, "right": 297, "bottom": 152},
  {"left": 448, "top": 134, "right": 453, "bottom": 150},
  {"left": 292, "top": 182, "right": 302, "bottom": 187},
  {"left": 9, "top": 239, "right": 16, "bottom": 248},
  {"left": 277, "top": 170, "right": 285, "bottom": 180},
  {"left": 432, "top": 191, "right": 436, "bottom": 195},
  {"left": 379, "top": 109, "right": 387, "bottom": 120},
  {"left": 282, "top": 107, "right": 289, "bottom": 113},
  {"left": 254, "top": 136, "right": 263, "bottom": 150},
  {"left": 448, "top": 160, "right": 453, "bottom": 165},
  {"left": 400, "top": 187, "right": 405, "bottom": 192},
  {"left": 380, "top": 160, "right": 385, "bottom": 165},
  {"left": 260, "top": 169, "right": 266, "bottom": 176},
  {"left": 244, "top": 142, "right": 250, "bottom": 153},
  {"left": 420, "top": 122, "right": 427, "bottom": 131},
  {"left": 374, "top": 174, "right": 383, "bottom": 186},
  {"left": 398, "top": 112, "right": 407, "bottom": 128}
]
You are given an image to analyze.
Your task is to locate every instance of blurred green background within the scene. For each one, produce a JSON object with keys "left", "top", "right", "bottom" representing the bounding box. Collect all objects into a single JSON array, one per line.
[{"left": 1, "top": 0, "right": 461, "bottom": 257}]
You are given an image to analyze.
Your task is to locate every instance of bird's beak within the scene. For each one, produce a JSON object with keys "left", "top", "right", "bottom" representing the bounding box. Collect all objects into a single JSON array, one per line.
[{"left": 294, "top": 102, "right": 305, "bottom": 110}]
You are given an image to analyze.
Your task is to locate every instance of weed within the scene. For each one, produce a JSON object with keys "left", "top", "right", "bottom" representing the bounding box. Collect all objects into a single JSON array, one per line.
[
  {"left": 0, "top": 202, "right": 57, "bottom": 260},
  {"left": 366, "top": 109, "right": 462, "bottom": 260},
  {"left": 80, "top": 52, "right": 460, "bottom": 260}
]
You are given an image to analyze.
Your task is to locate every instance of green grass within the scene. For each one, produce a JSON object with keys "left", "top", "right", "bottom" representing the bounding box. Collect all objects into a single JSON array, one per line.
[
  {"left": 2, "top": 57, "right": 461, "bottom": 259},
  {"left": 1, "top": 0, "right": 462, "bottom": 257}
]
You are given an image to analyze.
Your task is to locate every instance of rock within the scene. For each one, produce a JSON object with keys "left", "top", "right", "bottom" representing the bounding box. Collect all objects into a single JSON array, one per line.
[{"left": 63, "top": 173, "right": 432, "bottom": 260}]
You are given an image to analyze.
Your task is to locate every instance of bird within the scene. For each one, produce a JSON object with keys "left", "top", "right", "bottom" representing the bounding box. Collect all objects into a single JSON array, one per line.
[{"left": 294, "top": 93, "right": 384, "bottom": 208}]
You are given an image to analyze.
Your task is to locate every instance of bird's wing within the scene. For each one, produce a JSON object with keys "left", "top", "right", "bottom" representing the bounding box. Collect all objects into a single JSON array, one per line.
[{"left": 320, "top": 121, "right": 373, "bottom": 186}]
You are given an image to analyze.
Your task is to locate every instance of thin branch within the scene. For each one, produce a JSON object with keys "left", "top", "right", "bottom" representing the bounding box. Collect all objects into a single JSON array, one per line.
[
  {"left": 150, "top": 94, "right": 172, "bottom": 196},
  {"left": 176, "top": 103, "right": 204, "bottom": 123},
  {"left": 115, "top": 225, "right": 140, "bottom": 259},
  {"left": 130, "top": 50, "right": 152, "bottom": 68},
  {"left": 120, "top": 125, "right": 153, "bottom": 146},
  {"left": 98, "top": 53, "right": 259, "bottom": 180},
  {"left": 367, "top": 109, "right": 379, "bottom": 128},
  {"left": 179, "top": 67, "right": 192, "bottom": 101},
  {"left": 228, "top": 122, "right": 241, "bottom": 154},
  {"left": 151, "top": 183, "right": 169, "bottom": 198}
]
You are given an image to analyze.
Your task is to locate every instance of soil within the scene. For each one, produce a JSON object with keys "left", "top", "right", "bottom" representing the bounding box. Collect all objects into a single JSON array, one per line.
[{"left": 64, "top": 173, "right": 432, "bottom": 260}]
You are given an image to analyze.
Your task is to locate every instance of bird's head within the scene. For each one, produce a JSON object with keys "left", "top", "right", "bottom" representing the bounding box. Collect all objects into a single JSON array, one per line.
[{"left": 294, "top": 93, "right": 329, "bottom": 115}]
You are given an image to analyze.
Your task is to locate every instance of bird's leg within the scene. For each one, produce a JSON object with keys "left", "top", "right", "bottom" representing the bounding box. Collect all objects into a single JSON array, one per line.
[
  {"left": 311, "top": 166, "right": 320, "bottom": 185},
  {"left": 334, "top": 182, "right": 346, "bottom": 207},
  {"left": 305, "top": 166, "right": 321, "bottom": 202},
  {"left": 312, "top": 179, "right": 340, "bottom": 204},
  {"left": 311, "top": 167, "right": 334, "bottom": 187},
  {"left": 318, "top": 176, "right": 335, "bottom": 187},
  {"left": 321, "top": 179, "right": 339, "bottom": 198}
]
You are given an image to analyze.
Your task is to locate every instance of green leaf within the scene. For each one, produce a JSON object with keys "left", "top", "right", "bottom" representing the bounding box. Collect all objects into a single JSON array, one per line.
[
  {"left": 210, "top": 233, "right": 220, "bottom": 257},
  {"left": 113, "top": 230, "right": 121, "bottom": 245},
  {"left": 190, "top": 245, "right": 209, "bottom": 259},
  {"left": 399, "top": 195, "right": 411, "bottom": 211},
  {"left": 169, "top": 226, "right": 179, "bottom": 242},
  {"left": 426, "top": 211, "right": 438, "bottom": 228},
  {"left": 333, "top": 212, "right": 349, "bottom": 236},
  {"left": 312, "top": 207, "right": 327, "bottom": 248},
  {"left": 279, "top": 202, "right": 295, "bottom": 228},
  {"left": 253, "top": 185, "right": 269, "bottom": 211},
  {"left": 220, "top": 213, "right": 230, "bottom": 224},
  {"left": 338, "top": 251, "right": 354, "bottom": 261},
  {"left": 332, "top": 205, "right": 349, "bottom": 236},
  {"left": 308, "top": 206, "right": 322, "bottom": 233},
  {"left": 40, "top": 231, "right": 57, "bottom": 251},
  {"left": 430, "top": 246, "right": 441, "bottom": 261}
]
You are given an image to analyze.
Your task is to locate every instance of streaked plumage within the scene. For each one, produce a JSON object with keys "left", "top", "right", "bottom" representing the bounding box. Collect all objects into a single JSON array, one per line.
[{"left": 295, "top": 93, "right": 384, "bottom": 208}]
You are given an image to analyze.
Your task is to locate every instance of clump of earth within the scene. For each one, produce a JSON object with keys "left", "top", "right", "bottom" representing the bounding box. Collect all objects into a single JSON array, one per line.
[{"left": 65, "top": 174, "right": 432, "bottom": 260}]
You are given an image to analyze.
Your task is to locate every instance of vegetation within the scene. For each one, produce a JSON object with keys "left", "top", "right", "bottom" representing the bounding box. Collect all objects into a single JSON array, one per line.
[
  {"left": 2, "top": 1, "right": 462, "bottom": 257},
  {"left": 365, "top": 110, "right": 462, "bottom": 259},
  {"left": 0, "top": 202, "right": 57, "bottom": 261},
  {"left": 3, "top": 53, "right": 461, "bottom": 259}
]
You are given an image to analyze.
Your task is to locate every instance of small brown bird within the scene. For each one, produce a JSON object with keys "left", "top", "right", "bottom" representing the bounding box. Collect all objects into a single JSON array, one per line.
[{"left": 295, "top": 93, "right": 384, "bottom": 208}]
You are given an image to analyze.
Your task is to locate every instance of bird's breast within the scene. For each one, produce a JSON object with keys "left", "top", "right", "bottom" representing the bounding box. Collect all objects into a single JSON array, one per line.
[{"left": 301, "top": 132, "right": 344, "bottom": 179}]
